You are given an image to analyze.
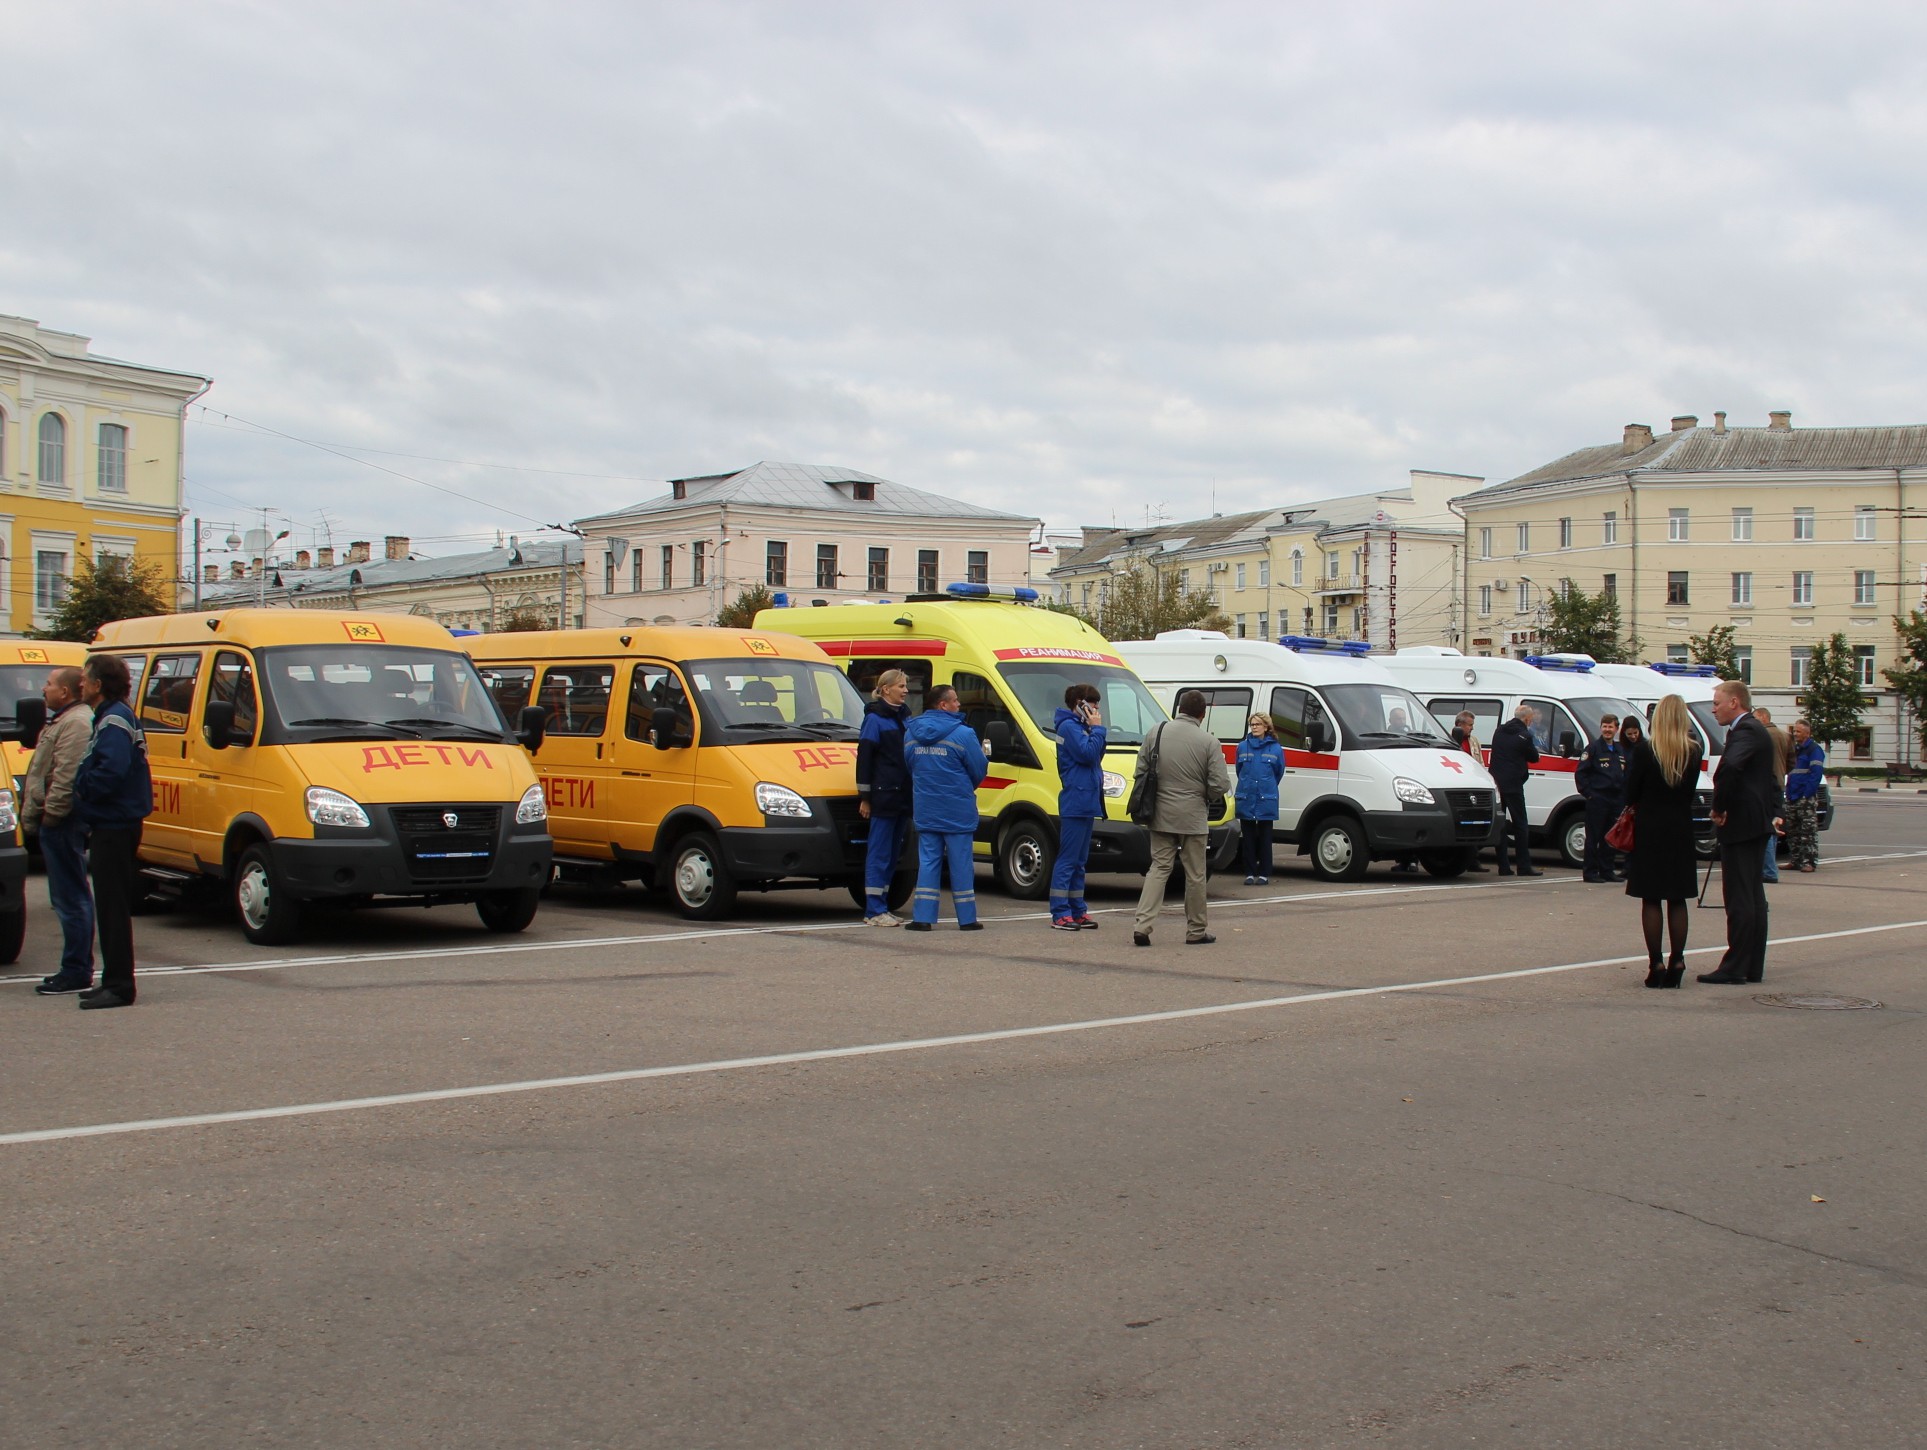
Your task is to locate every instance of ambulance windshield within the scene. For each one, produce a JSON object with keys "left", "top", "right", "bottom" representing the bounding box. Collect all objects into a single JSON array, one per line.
[
  {"left": 997, "top": 661, "right": 1167, "bottom": 747},
  {"left": 262, "top": 645, "right": 511, "bottom": 741},
  {"left": 685, "top": 658, "right": 865, "bottom": 741},
  {"left": 1324, "top": 683, "right": 1455, "bottom": 749}
]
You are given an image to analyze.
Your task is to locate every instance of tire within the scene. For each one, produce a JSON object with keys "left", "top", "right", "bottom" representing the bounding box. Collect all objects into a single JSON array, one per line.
[
  {"left": 233, "top": 842, "right": 304, "bottom": 946},
  {"left": 669, "top": 830, "right": 738, "bottom": 920},
  {"left": 1308, "top": 816, "right": 1370, "bottom": 882},
  {"left": 476, "top": 887, "right": 541, "bottom": 933},
  {"left": 1420, "top": 850, "right": 1468, "bottom": 879},
  {"left": 993, "top": 816, "right": 1054, "bottom": 900},
  {"left": 0, "top": 906, "right": 23, "bottom": 965},
  {"left": 846, "top": 870, "right": 915, "bottom": 914},
  {"left": 1555, "top": 810, "right": 1587, "bottom": 869}
]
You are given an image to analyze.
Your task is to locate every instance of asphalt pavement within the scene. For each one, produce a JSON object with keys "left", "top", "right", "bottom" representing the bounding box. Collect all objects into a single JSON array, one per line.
[{"left": 2, "top": 798, "right": 1923, "bottom": 1449}]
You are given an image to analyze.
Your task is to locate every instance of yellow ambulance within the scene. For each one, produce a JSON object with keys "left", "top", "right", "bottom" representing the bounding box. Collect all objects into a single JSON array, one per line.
[
  {"left": 89, "top": 610, "right": 553, "bottom": 945},
  {"left": 467, "top": 626, "right": 890, "bottom": 919},
  {"left": 755, "top": 584, "right": 1228, "bottom": 898}
]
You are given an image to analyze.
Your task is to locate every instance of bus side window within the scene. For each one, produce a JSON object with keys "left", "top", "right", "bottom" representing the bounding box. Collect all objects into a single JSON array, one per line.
[
  {"left": 119, "top": 654, "right": 148, "bottom": 703},
  {"left": 208, "top": 651, "right": 259, "bottom": 744},
  {"left": 845, "top": 659, "right": 931, "bottom": 714},
  {"left": 1521, "top": 696, "right": 1580, "bottom": 756},
  {"left": 626, "top": 665, "right": 692, "bottom": 747},
  {"left": 1188, "top": 686, "right": 1253, "bottom": 741},
  {"left": 1269, "top": 687, "right": 1310, "bottom": 750},
  {"left": 539, "top": 665, "right": 614, "bottom": 736},
  {"left": 139, "top": 653, "right": 202, "bottom": 734},
  {"left": 952, "top": 670, "right": 1037, "bottom": 769},
  {"left": 481, "top": 666, "right": 535, "bottom": 724}
]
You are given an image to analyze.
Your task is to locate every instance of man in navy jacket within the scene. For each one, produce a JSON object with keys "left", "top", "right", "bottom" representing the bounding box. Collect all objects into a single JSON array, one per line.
[
  {"left": 855, "top": 669, "right": 914, "bottom": 925},
  {"left": 1574, "top": 714, "right": 1628, "bottom": 882},
  {"left": 903, "top": 685, "right": 988, "bottom": 931},
  {"left": 73, "top": 655, "right": 153, "bottom": 1010},
  {"left": 1487, "top": 703, "right": 1542, "bottom": 877}
]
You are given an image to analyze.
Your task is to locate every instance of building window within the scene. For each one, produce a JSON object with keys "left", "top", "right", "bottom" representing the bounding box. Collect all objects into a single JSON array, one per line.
[
  {"left": 37, "top": 413, "right": 66, "bottom": 484},
  {"left": 1558, "top": 517, "right": 1573, "bottom": 550},
  {"left": 852, "top": 480, "right": 876, "bottom": 502},
  {"left": 867, "top": 547, "right": 889, "bottom": 592},
  {"left": 1855, "top": 506, "right": 1876, "bottom": 541},
  {"left": 1256, "top": 611, "right": 1269, "bottom": 640},
  {"left": 35, "top": 549, "right": 68, "bottom": 613},
  {"left": 1602, "top": 573, "right": 1617, "bottom": 599},
  {"left": 1854, "top": 645, "right": 1876, "bottom": 687},
  {"left": 1790, "top": 647, "right": 1810, "bottom": 687},
  {"left": 671, "top": 480, "right": 687, "bottom": 500},
  {"left": 1733, "top": 646, "right": 1753, "bottom": 684},
  {"left": 1323, "top": 602, "right": 1340, "bottom": 634},
  {"left": 1516, "top": 581, "right": 1531, "bottom": 614},
  {"left": 765, "top": 540, "right": 788, "bottom": 588},
  {"left": 603, "top": 552, "right": 616, "bottom": 593},
  {"left": 1731, "top": 572, "right": 1752, "bottom": 606},
  {"left": 1666, "top": 571, "right": 1689, "bottom": 605},
  {"left": 1791, "top": 571, "right": 1813, "bottom": 606},
  {"left": 1327, "top": 552, "right": 1339, "bottom": 580},
  {"left": 1479, "top": 528, "right": 1493, "bottom": 560},
  {"left": 1235, "top": 614, "right": 1247, "bottom": 638},
  {"left": 1850, "top": 727, "right": 1873, "bottom": 761},
  {"left": 660, "top": 544, "right": 673, "bottom": 590},
  {"left": 816, "top": 544, "right": 839, "bottom": 589},
  {"left": 691, "top": 540, "right": 706, "bottom": 587},
  {"left": 1668, "top": 508, "right": 1689, "bottom": 542},
  {"left": 1793, "top": 506, "right": 1815, "bottom": 541},
  {"left": 1516, "top": 523, "right": 1529, "bottom": 554},
  {"left": 1351, "top": 606, "right": 1364, "bottom": 635},
  {"left": 97, "top": 423, "right": 127, "bottom": 492},
  {"left": 1666, "top": 643, "right": 1689, "bottom": 664},
  {"left": 1478, "top": 585, "right": 1492, "bottom": 616},
  {"left": 966, "top": 549, "right": 988, "bottom": 584},
  {"left": 632, "top": 551, "right": 645, "bottom": 592},
  {"left": 917, "top": 549, "right": 939, "bottom": 593},
  {"left": 1732, "top": 507, "right": 1753, "bottom": 541},
  {"left": 1235, "top": 562, "right": 1246, "bottom": 591},
  {"left": 1602, "top": 511, "right": 1617, "bottom": 545},
  {"left": 1854, "top": 569, "right": 1876, "bottom": 606}
]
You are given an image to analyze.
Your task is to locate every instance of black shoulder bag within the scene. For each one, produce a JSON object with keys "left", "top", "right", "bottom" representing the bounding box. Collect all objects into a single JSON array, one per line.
[{"left": 1125, "top": 722, "right": 1166, "bottom": 825}]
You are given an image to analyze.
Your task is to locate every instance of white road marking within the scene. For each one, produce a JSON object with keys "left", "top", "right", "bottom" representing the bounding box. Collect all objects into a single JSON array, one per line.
[{"left": 5, "top": 917, "right": 1922, "bottom": 1148}]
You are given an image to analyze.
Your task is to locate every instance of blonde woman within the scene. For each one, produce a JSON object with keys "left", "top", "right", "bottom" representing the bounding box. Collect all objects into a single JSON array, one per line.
[{"left": 1622, "top": 694, "right": 1704, "bottom": 988}]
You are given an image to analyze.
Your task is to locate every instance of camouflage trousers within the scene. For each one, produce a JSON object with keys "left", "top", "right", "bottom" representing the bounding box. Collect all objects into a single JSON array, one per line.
[{"left": 1786, "top": 796, "right": 1820, "bottom": 869}]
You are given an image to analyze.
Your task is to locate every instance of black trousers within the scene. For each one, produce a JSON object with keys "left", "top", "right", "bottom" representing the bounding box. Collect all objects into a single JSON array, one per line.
[
  {"left": 1718, "top": 835, "right": 1770, "bottom": 982},
  {"left": 1583, "top": 798, "right": 1622, "bottom": 879},
  {"left": 88, "top": 824, "right": 143, "bottom": 1002},
  {"left": 1495, "top": 786, "right": 1531, "bottom": 872},
  {"left": 1239, "top": 818, "right": 1274, "bottom": 879}
]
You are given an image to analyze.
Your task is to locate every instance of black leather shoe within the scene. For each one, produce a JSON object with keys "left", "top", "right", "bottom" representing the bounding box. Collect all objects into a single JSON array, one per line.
[
  {"left": 35, "top": 977, "right": 92, "bottom": 996},
  {"left": 1696, "top": 970, "right": 1748, "bottom": 985},
  {"left": 1185, "top": 934, "right": 1216, "bottom": 946},
  {"left": 903, "top": 921, "right": 932, "bottom": 933},
  {"left": 1497, "top": 867, "right": 1514, "bottom": 876},
  {"left": 1517, "top": 869, "right": 1544, "bottom": 877},
  {"left": 1132, "top": 931, "right": 1152, "bottom": 947},
  {"left": 958, "top": 922, "right": 983, "bottom": 932},
  {"left": 78, "top": 988, "right": 132, "bottom": 1010}
]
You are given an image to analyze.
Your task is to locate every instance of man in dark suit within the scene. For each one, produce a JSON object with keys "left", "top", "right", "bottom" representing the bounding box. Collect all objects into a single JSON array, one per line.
[
  {"left": 1488, "top": 702, "right": 1542, "bottom": 877},
  {"left": 1699, "top": 680, "right": 1785, "bottom": 985}
]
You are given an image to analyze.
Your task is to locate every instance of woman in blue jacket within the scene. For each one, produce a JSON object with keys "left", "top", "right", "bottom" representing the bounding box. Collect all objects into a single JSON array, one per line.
[
  {"left": 1050, "top": 683, "right": 1107, "bottom": 930},
  {"left": 855, "top": 669, "right": 914, "bottom": 925},
  {"left": 1235, "top": 711, "right": 1286, "bottom": 884}
]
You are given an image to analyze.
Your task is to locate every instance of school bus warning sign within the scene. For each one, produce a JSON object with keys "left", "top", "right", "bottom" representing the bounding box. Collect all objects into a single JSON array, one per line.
[
  {"left": 343, "top": 620, "right": 386, "bottom": 643},
  {"left": 742, "top": 637, "right": 778, "bottom": 655},
  {"left": 15, "top": 647, "right": 49, "bottom": 664}
]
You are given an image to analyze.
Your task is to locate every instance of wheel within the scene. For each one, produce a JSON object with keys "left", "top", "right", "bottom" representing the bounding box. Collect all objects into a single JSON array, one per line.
[
  {"left": 1555, "top": 810, "right": 1587, "bottom": 869},
  {"left": 1420, "top": 850, "right": 1468, "bottom": 879},
  {"left": 1308, "top": 816, "right": 1370, "bottom": 882},
  {"left": 232, "top": 842, "right": 304, "bottom": 946},
  {"left": 670, "top": 831, "right": 738, "bottom": 920},
  {"left": 993, "top": 817, "right": 1054, "bottom": 900},
  {"left": 845, "top": 870, "right": 915, "bottom": 913},
  {"left": 476, "top": 887, "right": 541, "bottom": 933},
  {"left": 0, "top": 905, "right": 23, "bottom": 964}
]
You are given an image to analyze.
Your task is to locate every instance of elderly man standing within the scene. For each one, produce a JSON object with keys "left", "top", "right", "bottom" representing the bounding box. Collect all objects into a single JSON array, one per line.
[
  {"left": 26, "top": 666, "right": 96, "bottom": 996},
  {"left": 1488, "top": 702, "right": 1542, "bottom": 877},
  {"left": 1699, "top": 680, "right": 1784, "bottom": 986},
  {"left": 74, "top": 655, "right": 154, "bottom": 1011},
  {"left": 1132, "top": 690, "right": 1230, "bottom": 948}
]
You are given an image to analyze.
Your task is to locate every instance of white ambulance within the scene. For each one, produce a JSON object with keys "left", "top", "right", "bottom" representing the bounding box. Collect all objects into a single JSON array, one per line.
[
  {"left": 1378, "top": 648, "right": 1645, "bottom": 868},
  {"left": 1117, "top": 632, "right": 1503, "bottom": 881}
]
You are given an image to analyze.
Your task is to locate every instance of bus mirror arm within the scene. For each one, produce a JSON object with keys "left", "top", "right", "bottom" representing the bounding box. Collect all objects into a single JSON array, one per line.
[
  {"left": 4, "top": 697, "right": 47, "bottom": 750},
  {"left": 517, "top": 705, "right": 547, "bottom": 754},
  {"left": 203, "top": 700, "right": 237, "bottom": 751}
]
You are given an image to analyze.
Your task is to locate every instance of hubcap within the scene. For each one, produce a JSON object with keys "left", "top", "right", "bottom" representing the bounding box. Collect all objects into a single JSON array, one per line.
[
  {"left": 1011, "top": 833, "right": 1045, "bottom": 887},
  {"left": 676, "top": 849, "right": 714, "bottom": 906},
  {"left": 1318, "top": 829, "right": 1352, "bottom": 871},
  {"left": 236, "top": 864, "right": 270, "bottom": 930}
]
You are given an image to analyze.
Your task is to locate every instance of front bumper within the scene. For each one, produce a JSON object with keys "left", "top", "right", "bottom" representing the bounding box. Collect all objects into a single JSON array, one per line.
[
  {"left": 1362, "top": 794, "right": 1500, "bottom": 854},
  {"left": 0, "top": 843, "right": 26, "bottom": 912},
  {"left": 1086, "top": 819, "right": 1237, "bottom": 875},
  {"left": 270, "top": 809, "right": 552, "bottom": 901}
]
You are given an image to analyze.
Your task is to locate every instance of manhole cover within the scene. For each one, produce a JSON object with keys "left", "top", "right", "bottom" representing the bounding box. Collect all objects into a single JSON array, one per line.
[{"left": 1754, "top": 992, "right": 1883, "bottom": 1011}]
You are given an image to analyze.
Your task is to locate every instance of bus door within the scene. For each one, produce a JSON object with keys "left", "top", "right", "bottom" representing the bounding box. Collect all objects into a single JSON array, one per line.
[
  {"left": 611, "top": 663, "right": 696, "bottom": 854},
  {"left": 531, "top": 662, "right": 618, "bottom": 857}
]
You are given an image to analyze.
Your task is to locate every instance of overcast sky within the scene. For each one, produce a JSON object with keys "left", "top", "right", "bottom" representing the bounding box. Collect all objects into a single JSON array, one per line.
[{"left": 6, "top": 0, "right": 1926, "bottom": 563}]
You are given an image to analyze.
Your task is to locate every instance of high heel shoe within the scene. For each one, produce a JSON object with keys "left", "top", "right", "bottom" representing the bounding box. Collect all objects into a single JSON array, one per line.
[
  {"left": 1663, "top": 952, "right": 1686, "bottom": 989},
  {"left": 1643, "top": 953, "right": 1666, "bottom": 989}
]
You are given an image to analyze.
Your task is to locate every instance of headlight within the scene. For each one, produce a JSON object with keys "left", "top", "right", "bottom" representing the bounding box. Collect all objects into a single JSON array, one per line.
[
  {"left": 1101, "top": 770, "right": 1127, "bottom": 799},
  {"left": 1392, "top": 776, "right": 1435, "bottom": 805},
  {"left": 305, "top": 786, "right": 370, "bottom": 828},
  {"left": 755, "top": 782, "right": 812, "bottom": 818},
  {"left": 0, "top": 788, "right": 16, "bottom": 835},
  {"left": 516, "top": 784, "right": 549, "bottom": 825}
]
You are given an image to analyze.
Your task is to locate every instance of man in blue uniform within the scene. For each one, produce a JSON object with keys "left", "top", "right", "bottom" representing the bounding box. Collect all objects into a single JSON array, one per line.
[
  {"left": 1050, "top": 684, "right": 1106, "bottom": 930},
  {"left": 1575, "top": 714, "right": 1627, "bottom": 882},
  {"left": 903, "top": 685, "right": 988, "bottom": 932}
]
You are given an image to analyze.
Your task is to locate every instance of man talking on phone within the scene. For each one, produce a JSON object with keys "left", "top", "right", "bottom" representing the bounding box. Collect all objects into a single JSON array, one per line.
[{"left": 1050, "top": 683, "right": 1107, "bottom": 930}]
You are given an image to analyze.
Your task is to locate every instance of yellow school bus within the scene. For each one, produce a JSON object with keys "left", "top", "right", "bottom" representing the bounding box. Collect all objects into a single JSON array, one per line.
[
  {"left": 0, "top": 640, "right": 88, "bottom": 805},
  {"left": 468, "top": 626, "right": 888, "bottom": 919},
  {"left": 90, "top": 610, "right": 553, "bottom": 945}
]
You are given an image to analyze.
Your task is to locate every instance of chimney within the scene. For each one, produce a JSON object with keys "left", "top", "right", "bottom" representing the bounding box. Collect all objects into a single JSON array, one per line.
[
  {"left": 1670, "top": 415, "right": 1698, "bottom": 432},
  {"left": 295, "top": 549, "right": 312, "bottom": 570},
  {"left": 1622, "top": 423, "right": 1655, "bottom": 454},
  {"left": 317, "top": 545, "right": 335, "bottom": 568},
  {"left": 347, "top": 540, "right": 372, "bottom": 564},
  {"left": 1714, "top": 411, "right": 1727, "bottom": 434},
  {"left": 230, "top": 561, "right": 246, "bottom": 580},
  {"left": 384, "top": 535, "right": 410, "bottom": 561},
  {"left": 203, "top": 564, "right": 219, "bottom": 584},
  {"left": 1768, "top": 410, "right": 1792, "bottom": 431}
]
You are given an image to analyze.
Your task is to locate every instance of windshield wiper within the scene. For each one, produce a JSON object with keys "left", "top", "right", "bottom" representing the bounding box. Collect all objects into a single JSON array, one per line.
[
  {"left": 284, "top": 717, "right": 407, "bottom": 736},
  {"left": 722, "top": 720, "right": 804, "bottom": 731},
  {"left": 380, "top": 717, "right": 507, "bottom": 741}
]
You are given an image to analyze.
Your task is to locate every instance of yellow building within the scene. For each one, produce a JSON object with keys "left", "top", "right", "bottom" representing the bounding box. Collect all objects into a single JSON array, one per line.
[{"left": 0, "top": 314, "right": 210, "bottom": 636}]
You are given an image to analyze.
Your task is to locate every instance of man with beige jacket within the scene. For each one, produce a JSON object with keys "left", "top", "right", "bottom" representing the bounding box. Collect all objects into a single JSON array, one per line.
[
  {"left": 1132, "top": 689, "right": 1231, "bottom": 947},
  {"left": 25, "top": 666, "right": 96, "bottom": 995}
]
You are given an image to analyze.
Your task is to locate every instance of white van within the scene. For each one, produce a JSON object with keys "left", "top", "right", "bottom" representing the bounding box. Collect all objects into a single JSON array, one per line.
[
  {"left": 1117, "top": 632, "right": 1503, "bottom": 881},
  {"left": 1379, "top": 648, "right": 1646, "bottom": 868},
  {"left": 1542, "top": 656, "right": 1724, "bottom": 765}
]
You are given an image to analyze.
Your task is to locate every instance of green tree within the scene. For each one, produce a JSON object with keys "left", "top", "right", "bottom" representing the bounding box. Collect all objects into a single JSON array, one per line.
[
  {"left": 715, "top": 584, "right": 774, "bottom": 629},
  {"left": 1059, "top": 563, "right": 1229, "bottom": 642},
  {"left": 1800, "top": 632, "right": 1866, "bottom": 748},
  {"left": 1542, "top": 584, "right": 1634, "bottom": 661},
  {"left": 33, "top": 553, "right": 172, "bottom": 642},
  {"left": 1686, "top": 622, "right": 1742, "bottom": 680},
  {"left": 498, "top": 606, "right": 550, "bottom": 632},
  {"left": 1882, "top": 609, "right": 1927, "bottom": 755}
]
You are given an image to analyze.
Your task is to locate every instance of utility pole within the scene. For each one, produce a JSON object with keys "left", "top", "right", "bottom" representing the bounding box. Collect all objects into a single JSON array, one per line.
[{"left": 192, "top": 516, "right": 203, "bottom": 610}]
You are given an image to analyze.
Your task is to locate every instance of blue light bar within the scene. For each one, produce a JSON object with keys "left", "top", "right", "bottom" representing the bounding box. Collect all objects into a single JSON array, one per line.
[
  {"left": 772, "top": 591, "right": 790, "bottom": 608},
  {"left": 1279, "top": 635, "right": 1372, "bottom": 656},
  {"left": 944, "top": 582, "right": 1038, "bottom": 602},
  {"left": 1524, "top": 654, "right": 1596, "bottom": 673},
  {"left": 1647, "top": 661, "right": 1720, "bottom": 677}
]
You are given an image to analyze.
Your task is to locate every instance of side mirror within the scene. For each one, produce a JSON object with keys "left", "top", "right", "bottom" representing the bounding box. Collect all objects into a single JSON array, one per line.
[
  {"left": 203, "top": 699, "right": 237, "bottom": 751},
  {"left": 517, "top": 704, "right": 547, "bottom": 754},
  {"left": 985, "top": 720, "right": 1013, "bottom": 759},
  {"left": 651, "top": 706, "right": 683, "bottom": 751},
  {"left": 1307, "top": 718, "right": 1335, "bottom": 754},
  {"left": 7, "top": 697, "right": 48, "bottom": 750},
  {"left": 1559, "top": 730, "right": 1579, "bottom": 757}
]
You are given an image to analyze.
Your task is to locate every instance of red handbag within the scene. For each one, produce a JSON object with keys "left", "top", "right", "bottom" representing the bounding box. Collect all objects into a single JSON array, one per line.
[{"left": 1604, "top": 807, "right": 1635, "bottom": 852}]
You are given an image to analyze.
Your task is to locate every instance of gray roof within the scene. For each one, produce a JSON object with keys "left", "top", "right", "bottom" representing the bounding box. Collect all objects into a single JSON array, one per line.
[
  {"left": 575, "top": 460, "right": 1036, "bottom": 525},
  {"left": 1476, "top": 422, "right": 1927, "bottom": 497},
  {"left": 202, "top": 539, "right": 581, "bottom": 606}
]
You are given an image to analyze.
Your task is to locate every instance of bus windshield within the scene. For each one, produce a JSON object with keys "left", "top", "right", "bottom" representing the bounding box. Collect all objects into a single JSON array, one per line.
[
  {"left": 684, "top": 658, "right": 865, "bottom": 742},
  {"left": 261, "top": 645, "right": 511, "bottom": 742},
  {"left": 996, "top": 661, "right": 1167, "bottom": 747}
]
